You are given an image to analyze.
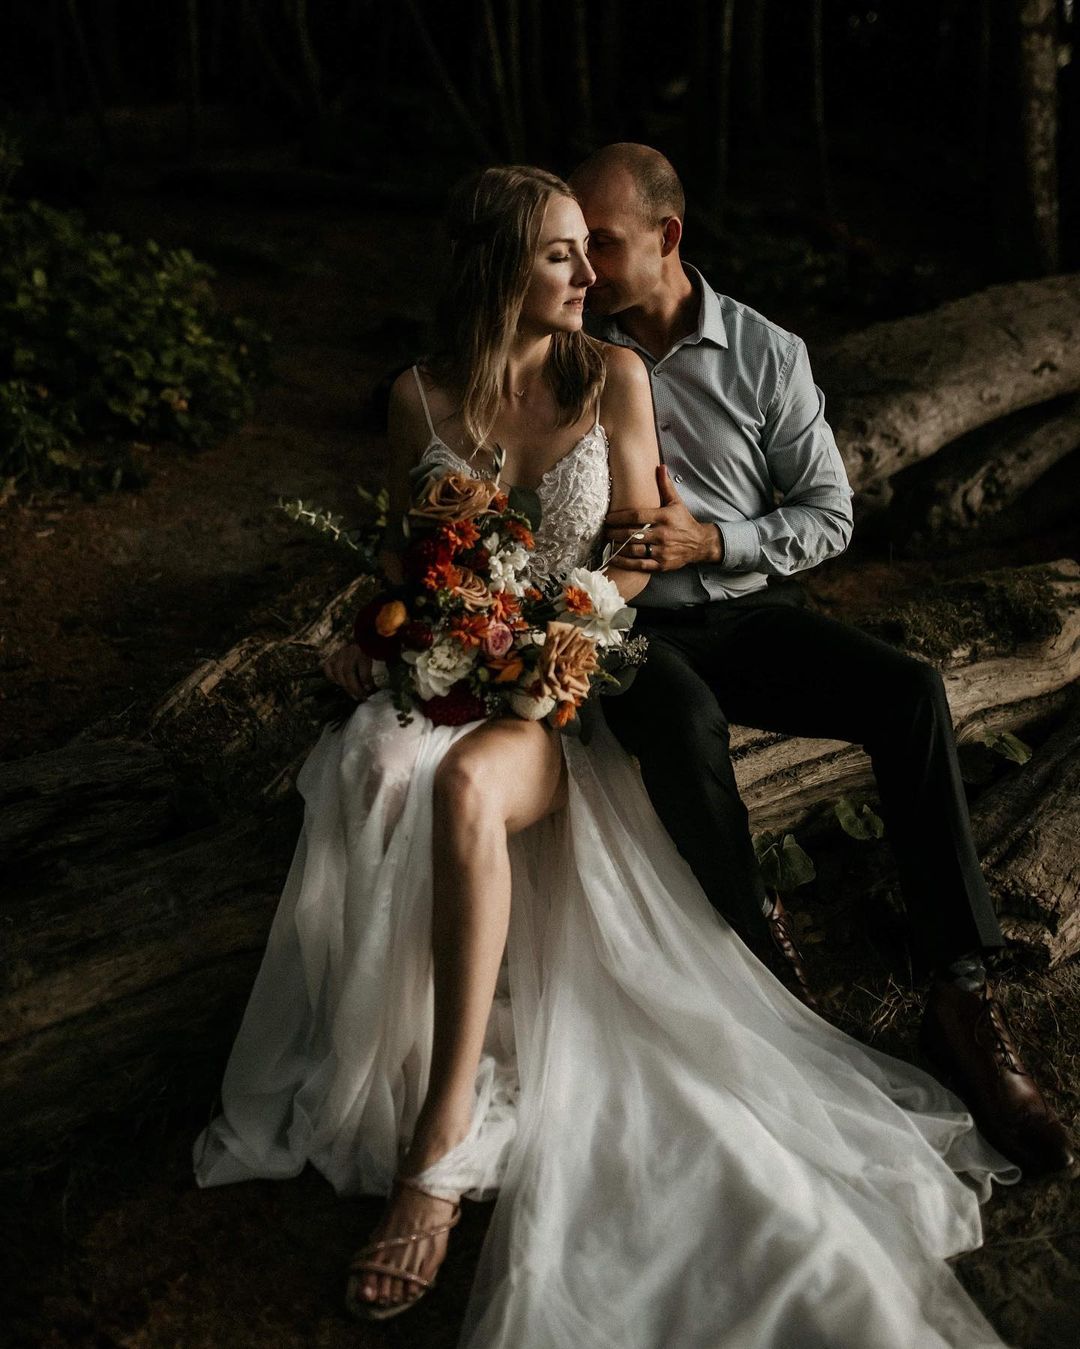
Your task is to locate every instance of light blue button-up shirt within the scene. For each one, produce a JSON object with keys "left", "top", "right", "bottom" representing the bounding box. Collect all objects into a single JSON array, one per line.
[{"left": 592, "top": 265, "right": 854, "bottom": 606}]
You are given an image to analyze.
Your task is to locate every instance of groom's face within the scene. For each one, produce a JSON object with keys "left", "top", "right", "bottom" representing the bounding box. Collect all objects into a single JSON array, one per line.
[{"left": 576, "top": 170, "right": 665, "bottom": 317}]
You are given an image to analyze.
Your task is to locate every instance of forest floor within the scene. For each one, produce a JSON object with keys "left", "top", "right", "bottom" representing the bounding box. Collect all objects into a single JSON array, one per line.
[{"left": 3, "top": 154, "right": 1079, "bottom": 1348}]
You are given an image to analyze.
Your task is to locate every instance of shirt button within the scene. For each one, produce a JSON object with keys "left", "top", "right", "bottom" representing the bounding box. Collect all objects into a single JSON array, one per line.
[
  {"left": 660, "top": 422, "right": 671, "bottom": 431},
  {"left": 674, "top": 474, "right": 683, "bottom": 483}
]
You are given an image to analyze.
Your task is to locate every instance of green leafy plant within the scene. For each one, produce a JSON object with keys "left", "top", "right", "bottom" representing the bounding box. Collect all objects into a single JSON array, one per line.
[
  {"left": 1, "top": 195, "right": 268, "bottom": 491},
  {"left": 978, "top": 728, "right": 1032, "bottom": 766},
  {"left": 277, "top": 484, "right": 388, "bottom": 572},
  {"left": 753, "top": 830, "right": 817, "bottom": 894},
  {"left": 833, "top": 796, "right": 885, "bottom": 841}
]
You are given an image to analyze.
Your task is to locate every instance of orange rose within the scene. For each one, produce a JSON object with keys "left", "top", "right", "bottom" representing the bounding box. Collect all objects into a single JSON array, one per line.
[
  {"left": 411, "top": 472, "right": 502, "bottom": 522},
  {"left": 374, "top": 599, "right": 408, "bottom": 637},
  {"left": 534, "top": 621, "right": 599, "bottom": 711}
]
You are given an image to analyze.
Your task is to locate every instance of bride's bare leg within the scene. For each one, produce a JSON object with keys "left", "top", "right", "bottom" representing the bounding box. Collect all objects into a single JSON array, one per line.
[{"left": 351, "top": 717, "right": 566, "bottom": 1314}]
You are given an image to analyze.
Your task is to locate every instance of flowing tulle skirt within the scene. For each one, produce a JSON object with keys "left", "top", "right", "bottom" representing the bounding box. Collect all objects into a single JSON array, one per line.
[{"left": 194, "top": 692, "right": 1018, "bottom": 1348}]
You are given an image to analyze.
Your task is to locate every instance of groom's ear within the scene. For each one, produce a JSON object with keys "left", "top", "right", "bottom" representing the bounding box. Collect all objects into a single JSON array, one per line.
[{"left": 659, "top": 216, "right": 683, "bottom": 257}]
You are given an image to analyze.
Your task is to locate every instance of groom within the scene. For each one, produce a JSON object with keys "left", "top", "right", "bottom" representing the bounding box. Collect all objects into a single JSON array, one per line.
[{"left": 570, "top": 142, "right": 1074, "bottom": 1177}]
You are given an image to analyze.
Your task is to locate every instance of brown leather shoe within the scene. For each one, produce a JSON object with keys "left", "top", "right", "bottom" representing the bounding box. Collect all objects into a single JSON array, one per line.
[
  {"left": 758, "top": 892, "right": 819, "bottom": 1011},
  {"left": 919, "top": 980, "right": 1076, "bottom": 1178}
]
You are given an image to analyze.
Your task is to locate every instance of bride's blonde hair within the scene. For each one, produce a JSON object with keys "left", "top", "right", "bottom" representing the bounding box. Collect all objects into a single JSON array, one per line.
[{"left": 431, "top": 165, "right": 606, "bottom": 451}]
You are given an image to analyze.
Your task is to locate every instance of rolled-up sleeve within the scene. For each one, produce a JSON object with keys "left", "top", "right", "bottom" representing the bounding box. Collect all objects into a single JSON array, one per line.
[{"left": 719, "top": 338, "right": 853, "bottom": 576}]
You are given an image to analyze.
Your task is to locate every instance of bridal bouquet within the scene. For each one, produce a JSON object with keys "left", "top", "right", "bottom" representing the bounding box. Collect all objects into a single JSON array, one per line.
[{"left": 352, "top": 469, "right": 646, "bottom": 731}]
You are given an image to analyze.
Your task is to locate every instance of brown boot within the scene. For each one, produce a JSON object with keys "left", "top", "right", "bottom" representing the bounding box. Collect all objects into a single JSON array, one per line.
[
  {"left": 757, "top": 892, "right": 819, "bottom": 1011},
  {"left": 919, "top": 980, "right": 1076, "bottom": 1178}
]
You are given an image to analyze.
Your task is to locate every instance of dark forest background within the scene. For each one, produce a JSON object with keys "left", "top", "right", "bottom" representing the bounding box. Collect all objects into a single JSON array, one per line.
[{"left": 1, "top": 0, "right": 1076, "bottom": 298}]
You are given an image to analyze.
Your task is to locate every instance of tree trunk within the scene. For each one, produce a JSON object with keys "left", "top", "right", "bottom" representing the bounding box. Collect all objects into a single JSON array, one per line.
[
  {"left": 1015, "top": 0, "right": 1060, "bottom": 274},
  {"left": 889, "top": 393, "right": 1080, "bottom": 548},
  {"left": 971, "top": 698, "right": 1080, "bottom": 966},
  {"left": 737, "top": 0, "right": 766, "bottom": 138},
  {"left": 809, "top": 0, "right": 831, "bottom": 212},
  {"left": 400, "top": 0, "right": 498, "bottom": 163},
  {"left": 819, "top": 273, "right": 1080, "bottom": 496}
]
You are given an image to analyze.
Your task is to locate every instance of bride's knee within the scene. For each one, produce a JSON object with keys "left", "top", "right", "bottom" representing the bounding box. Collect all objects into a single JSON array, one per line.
[{"left": 433, "top": 744, "right": 504, "bottom": 827}]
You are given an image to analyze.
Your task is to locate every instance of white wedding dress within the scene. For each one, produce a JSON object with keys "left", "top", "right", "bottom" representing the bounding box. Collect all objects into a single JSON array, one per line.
[{"left": 194, "top": 393, "right": 1018, "bottom": 1348}]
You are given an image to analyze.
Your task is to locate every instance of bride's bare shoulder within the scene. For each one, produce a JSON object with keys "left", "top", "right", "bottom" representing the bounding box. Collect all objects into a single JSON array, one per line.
[
  {"left": 599, "top": 342, "right": 649, "bottom": 386},
  {"left": 597, "top": 342, "right": 651, "bottom": 417},
  {"left": 389, "top": 364, "right": 457, "bottom": 433}
]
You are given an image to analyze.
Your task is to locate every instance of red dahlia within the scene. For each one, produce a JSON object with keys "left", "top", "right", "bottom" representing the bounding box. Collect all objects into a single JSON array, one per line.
[
  {"left": 400, "top": 620, "right": 435, "bottom": 651},
  {"left": 421, "top": 682, "right": 487, "bottom": 726}
]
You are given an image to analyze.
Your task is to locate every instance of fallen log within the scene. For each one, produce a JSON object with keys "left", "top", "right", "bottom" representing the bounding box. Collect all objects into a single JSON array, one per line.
[
  {"left": 2, "top": 562, "right": 1077, "bottom": 1164},
  {"left": 970, "top": 700, "right": 1080, "bottom": 968},
  {"left": 887, "top": 394, "right": 1080, "bottom": 549},
  {"left": 733, "top": 560, "right": 1080, "bottom": 830},
  {"left": 819, "top": 273, "right": 1080, "bottom": 495}
]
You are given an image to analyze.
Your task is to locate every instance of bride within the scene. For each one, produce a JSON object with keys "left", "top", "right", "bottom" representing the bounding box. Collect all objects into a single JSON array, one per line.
[{"left": 194, "top": 165, "right": 1018, "bottom": 1348}]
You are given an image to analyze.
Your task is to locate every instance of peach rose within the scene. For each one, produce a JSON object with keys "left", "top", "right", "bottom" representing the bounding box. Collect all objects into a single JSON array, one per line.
[
  {"left": 412, "top": 472, "right": 502, "bottom": 522},
  {"left": 533, "top": 621, "right": 599, "bottom": 710},
  {"left": 451, "top": 567, "right": 493, "bottom": 612}
]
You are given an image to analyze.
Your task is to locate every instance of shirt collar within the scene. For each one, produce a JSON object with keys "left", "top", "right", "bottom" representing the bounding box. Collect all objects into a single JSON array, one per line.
[{"left": 588, "top": 263, "right": 729, "bottom": 356}]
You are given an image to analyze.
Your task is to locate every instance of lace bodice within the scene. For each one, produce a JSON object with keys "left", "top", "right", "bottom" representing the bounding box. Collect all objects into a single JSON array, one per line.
[{"left": 419, "top": 428, "right": 612, "bottom": 580}]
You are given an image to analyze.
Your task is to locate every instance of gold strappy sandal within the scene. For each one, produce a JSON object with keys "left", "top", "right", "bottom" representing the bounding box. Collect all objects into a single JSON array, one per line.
[{"left": 345, "top": 1176, "right": 462, "bottom": 1322}]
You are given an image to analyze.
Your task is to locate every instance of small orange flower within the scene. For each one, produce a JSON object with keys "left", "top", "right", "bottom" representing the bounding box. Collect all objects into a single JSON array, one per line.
[
  {"left": 506, "top": 520, "right": 535, "bottom": 549},
  {"left": 491, "top": 655, "right": 525, "bottom": 684},
  {"left": 561, "top": 585, "right": 593, "bottom": 616},
  {"left": 524, "top": 586, "right": 543, "bottom": 603},
  {"left": 552, "top": 701, "right": 578, "bottom": 728},
  {"left": 441, "top": 519, "right": 480, "bottom": 552},
  {"left": 423, "top": 560, "right": 463, "bottom": 591},
  {"left": 447, "top": 614, "right": 491, "bottom": 648},
  {"left": 490, "top": 591, "right": 522, "bottom": 623}
]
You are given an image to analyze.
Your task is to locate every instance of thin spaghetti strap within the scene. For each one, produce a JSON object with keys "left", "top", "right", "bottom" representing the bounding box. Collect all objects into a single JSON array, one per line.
[
  {"left": 412, "top": 364, "right": 437, "bottom": 441},
  {"left": 593, "top": 395, "right": 601, "bottom": 434}
]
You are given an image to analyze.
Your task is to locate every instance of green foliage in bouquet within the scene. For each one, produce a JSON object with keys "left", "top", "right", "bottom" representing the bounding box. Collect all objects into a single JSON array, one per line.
[{"left": 0, "top": 194, "right": 268, "bottom": 492}]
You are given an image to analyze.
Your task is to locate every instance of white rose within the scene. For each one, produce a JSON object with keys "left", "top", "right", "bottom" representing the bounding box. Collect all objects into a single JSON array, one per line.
[
  {"left": 510, "top": 690, "right": 557, "bottom": 721},
  {"left": 403, "top": 641, "right": 477, "bottom": 700}
]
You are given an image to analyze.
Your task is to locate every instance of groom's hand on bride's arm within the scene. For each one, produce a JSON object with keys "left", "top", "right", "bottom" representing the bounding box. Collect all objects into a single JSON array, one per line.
[{"left": 604, "top": 465, "right": 724, "bottom": 572}]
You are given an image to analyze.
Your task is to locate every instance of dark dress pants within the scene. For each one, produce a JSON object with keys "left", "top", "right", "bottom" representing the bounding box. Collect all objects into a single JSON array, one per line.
[{"left": 603, "top": 587, "right": 1005, "bottom": 970}]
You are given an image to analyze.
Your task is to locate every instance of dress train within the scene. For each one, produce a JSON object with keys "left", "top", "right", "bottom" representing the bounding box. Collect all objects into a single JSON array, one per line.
[{"left": 194, "top": 693, "right": 1017, "bottom": 1348}]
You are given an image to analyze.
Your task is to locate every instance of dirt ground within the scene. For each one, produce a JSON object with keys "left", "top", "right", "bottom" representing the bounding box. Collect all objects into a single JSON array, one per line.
[{"left": 3, "top": 171, "right": 1079, "bottom": 1348}]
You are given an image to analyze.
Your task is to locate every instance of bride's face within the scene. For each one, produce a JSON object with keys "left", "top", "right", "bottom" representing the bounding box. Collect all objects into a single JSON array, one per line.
[
  {"left": 574, "top": 171, "right": 665, "bottom": 316},
  {"left": 517, "top": 195, "right": 595, "bottom": 336}
]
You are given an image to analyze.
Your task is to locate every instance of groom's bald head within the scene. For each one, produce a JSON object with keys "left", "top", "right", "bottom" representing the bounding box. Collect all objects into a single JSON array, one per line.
[
  {"left": 569, "top": 144, "right": 686, "bottom": 317},
  {"left": 570, "top": 143, "right": 685, "bottom": 226}
]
